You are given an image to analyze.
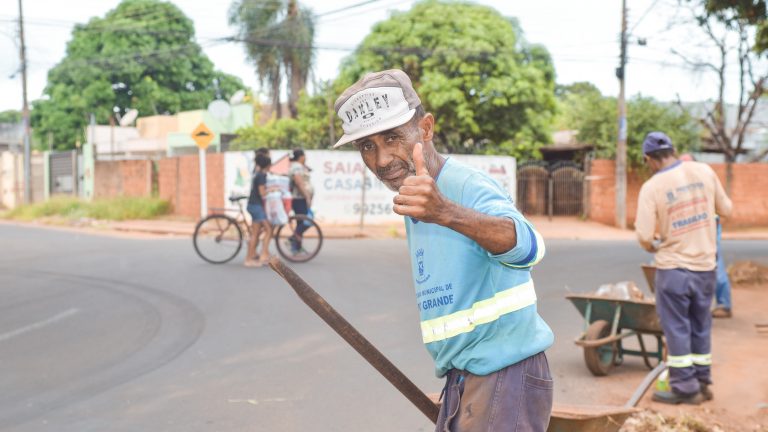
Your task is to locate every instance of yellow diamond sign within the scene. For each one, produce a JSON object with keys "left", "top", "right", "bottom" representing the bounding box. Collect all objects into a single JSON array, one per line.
[{"left": 191, "top": 122, "right": 214, "bottom": 150}]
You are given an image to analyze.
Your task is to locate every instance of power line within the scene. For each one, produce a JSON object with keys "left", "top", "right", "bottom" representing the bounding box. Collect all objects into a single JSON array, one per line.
[
  {"left": 0, "top": 16, "right": 219, "bottom": 43},
  {"left": 316, "top": 0, "right": 383, "bottom": 17},
  {"left": 317, "top": 0, "right": 410, "bottom": 24},
  {"left": 629, "top": 0, "right": 662, "bottom": 34},
  {"left": 34, "top": 39, "right": 226, "bottom": 69}
]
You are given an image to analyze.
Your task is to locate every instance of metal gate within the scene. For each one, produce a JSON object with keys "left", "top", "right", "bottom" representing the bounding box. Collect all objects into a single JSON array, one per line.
[
  {"left": 50, "top": 150, "right": 78, "bottom": 195},
  {"left": 516, "top": 161, "right": 585, "bottom": 217},
  {"left": 550, "top": 162, "right": 585, "bottom": 216},
  {"left": 516, "top": 162, "right": 549, "bottom": 215}
]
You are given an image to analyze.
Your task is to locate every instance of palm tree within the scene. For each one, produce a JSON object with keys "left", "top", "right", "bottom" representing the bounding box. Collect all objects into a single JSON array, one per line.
[{"left": 229, "top": 0, "right": 315, "bottom": 119}]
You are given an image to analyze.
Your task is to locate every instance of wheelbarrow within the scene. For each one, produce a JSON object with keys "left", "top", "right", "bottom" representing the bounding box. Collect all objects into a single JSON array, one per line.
[
  {"left": 567, "top": 293, "right": 665, "bottom": 376},
  {"left": 641, "top": 264, "right": 657, "bottom": 293}
]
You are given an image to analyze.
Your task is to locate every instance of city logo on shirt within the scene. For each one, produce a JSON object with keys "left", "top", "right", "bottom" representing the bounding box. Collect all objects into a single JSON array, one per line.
[
  {"left": 415, "top": 248, "right": 431, "bottom": 284},
  {"left": 666, "top": 191, "right": 676, "bottom": 203}
]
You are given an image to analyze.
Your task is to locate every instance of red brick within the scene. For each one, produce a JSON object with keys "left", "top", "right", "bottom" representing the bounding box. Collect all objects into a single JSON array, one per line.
[
  {"left": 588, "top": 160, "right": 766, "bottom": 228},
  {"left": 94, "top": 160, "right": 152, "bottom": 199},
  {"left": 157, "top": 154, "right": 225, "bottom": 219}
]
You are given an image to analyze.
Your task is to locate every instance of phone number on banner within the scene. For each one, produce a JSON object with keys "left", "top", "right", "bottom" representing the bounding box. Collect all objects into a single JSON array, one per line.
[{"left": 352, "top": 203, "right": 393, "bottom": 215}]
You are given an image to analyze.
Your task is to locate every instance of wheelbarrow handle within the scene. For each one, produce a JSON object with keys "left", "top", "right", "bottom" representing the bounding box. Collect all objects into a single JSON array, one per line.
[
  {"left": 624, "top": 361, "right": 666, "bottom": 408},
  {"left": 268, "top": 257, "right": 440, "bottom": 424}
]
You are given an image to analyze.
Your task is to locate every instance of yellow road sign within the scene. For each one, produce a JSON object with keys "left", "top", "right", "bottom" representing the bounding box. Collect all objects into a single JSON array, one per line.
[{"left": 191, "top": 122, "right": 214, "bottom": 150}]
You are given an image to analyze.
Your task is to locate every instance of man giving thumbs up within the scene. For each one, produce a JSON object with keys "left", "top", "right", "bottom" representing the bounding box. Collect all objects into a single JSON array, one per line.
[{"left": 334, "top": 69, "right": 554, "bottom": 432}]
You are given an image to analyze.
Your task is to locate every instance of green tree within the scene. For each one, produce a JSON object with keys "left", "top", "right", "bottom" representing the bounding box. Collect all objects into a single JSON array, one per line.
[
  {"left": 229, "top": 0, "right": 315, "bottom": 119},
  {"left": 703, "top": 0, "right": 767, "bottom": 52},
  {"left": 32, "top": 0, "right": 244, "bottom": 150},
  {"left": 231, "top": 81, "right": 337, "bottom": 150},
  {"left": 556, "top": 83, "right": 701, "bottom": 166},
  {"left": 0, "top": 110, "right": 21, "bottom": 124},
  {"left": 334, "top": 0, "right": 556, "bottom": 158}
]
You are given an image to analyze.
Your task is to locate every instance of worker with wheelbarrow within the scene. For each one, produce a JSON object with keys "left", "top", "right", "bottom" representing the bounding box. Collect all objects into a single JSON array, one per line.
[{"left": 634, "top": 132, "right": 732, "bottom": 405}]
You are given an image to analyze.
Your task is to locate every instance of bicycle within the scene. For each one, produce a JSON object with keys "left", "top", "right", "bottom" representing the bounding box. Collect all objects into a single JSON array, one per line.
[{"left": 193, "top": 195, "right": 323, "bottom": 264}]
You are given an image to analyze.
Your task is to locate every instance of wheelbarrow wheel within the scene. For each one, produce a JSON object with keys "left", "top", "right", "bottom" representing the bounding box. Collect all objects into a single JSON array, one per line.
[{"left": 584, "top": 320, "right": 617, "bottom": 376}]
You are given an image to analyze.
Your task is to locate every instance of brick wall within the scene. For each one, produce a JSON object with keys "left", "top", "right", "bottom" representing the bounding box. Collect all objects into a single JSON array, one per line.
[
  {"left": 588, "top": 159, "right": 768, "bottom": 227},
  {"left": 94, "top": 160, "right": 153, "bottom": 199},
  {"left": 158, "top": 153, "right": 225, "bottom": 219},
  {"left": 710, "top": 164, "right": 768, "bottom": 226}
]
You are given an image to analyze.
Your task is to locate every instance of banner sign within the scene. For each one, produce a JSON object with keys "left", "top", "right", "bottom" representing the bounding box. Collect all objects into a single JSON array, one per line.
[{"left": 225, "top": 150, "right": 516, "bottom": 225}]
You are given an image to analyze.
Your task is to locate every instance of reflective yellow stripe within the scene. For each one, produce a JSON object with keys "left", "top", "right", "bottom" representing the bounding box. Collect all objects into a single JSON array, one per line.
[
  {"left": 501, "top": 222, "right": 546, "bottom": 269},
  {"left": 420, "top": 280, "right": 536, "bottom": 344},
  {"left": 667, "top": 354, "right": 693, "bottom": 368},
  {"left": 692, "top": 353, "right": 712, "bottom": 366}
]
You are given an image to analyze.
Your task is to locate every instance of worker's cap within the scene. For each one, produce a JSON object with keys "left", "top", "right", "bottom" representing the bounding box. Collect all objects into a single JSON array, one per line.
[
  {"left": 333, "top": 69, "right": 422, "bottom": 148},
  {"left": 642, "top": 131, "right": 674, "bottom": 155}
]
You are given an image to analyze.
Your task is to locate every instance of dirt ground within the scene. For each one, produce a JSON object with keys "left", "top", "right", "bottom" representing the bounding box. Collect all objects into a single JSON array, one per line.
[{"left": 617, "top": 278, "right": 768, "bottom": 431}]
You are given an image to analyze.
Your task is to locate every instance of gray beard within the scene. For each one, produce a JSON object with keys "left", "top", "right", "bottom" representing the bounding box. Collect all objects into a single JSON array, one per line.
[{"left": 378, "top": 159, "right": 416, "bottom": 191}]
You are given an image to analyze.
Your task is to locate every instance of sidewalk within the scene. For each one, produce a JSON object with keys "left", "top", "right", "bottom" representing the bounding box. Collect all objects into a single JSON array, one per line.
[
  {"left": 106, "top": 216, "right": 768, "bottom": 241},
  {"left": 6, "top": 216, "right": 768, "bottom": 241},
  {"left": 107, "top": 219, "right": 407, "bottom": 239}
]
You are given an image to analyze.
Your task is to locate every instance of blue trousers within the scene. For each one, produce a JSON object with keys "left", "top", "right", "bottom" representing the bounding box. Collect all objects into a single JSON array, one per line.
[
  {"left": 715, "top": 221, "right": 732, "bottom": 309},
  {"left": 655, "top": 268, "right": 716, "bottom": 395}
]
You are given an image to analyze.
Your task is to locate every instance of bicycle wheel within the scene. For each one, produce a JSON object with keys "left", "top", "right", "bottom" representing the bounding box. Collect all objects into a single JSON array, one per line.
[
  {"left": 193, "top": 214, "right": 243, "bottom": 264},
  {"left": 275, "top": 215, "right": 323, "bottom": 263}
]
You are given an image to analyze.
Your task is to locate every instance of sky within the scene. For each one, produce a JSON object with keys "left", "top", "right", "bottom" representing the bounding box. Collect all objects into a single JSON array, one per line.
[{"left": 0, "top": 0, "right": 753, "bottom": 114}]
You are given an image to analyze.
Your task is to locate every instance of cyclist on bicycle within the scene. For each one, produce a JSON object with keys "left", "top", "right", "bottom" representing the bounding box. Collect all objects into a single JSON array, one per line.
[
  {"left": 288, "top": 149, "right": 313, "bottom": 255},
  {"left": 245, "top": 152, "right": 273, "bottom": 267}
]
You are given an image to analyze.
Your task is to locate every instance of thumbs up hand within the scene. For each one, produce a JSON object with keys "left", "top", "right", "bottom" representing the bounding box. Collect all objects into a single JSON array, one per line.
[
  {"left": 412, "top": 141, "right": 429, "bottom": 177},
  {"left": 392, "top": 142, "right": 449, "bottom": 224}
]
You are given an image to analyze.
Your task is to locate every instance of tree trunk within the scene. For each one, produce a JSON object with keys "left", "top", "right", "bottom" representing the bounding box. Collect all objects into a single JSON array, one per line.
[
  {"left": 271, "top": 67, "right": 282, "bottom": 120},
  {"left": 273, "top": 91, "right": 282, "bottom": 120},
  {"left": 288, "top": 63, "right": 303, "bottom": 119},
  {"left": 285, "top": 0, "right": 303, "bottom": 119},
  {"left": 725, "top": 155, "right": 734, "bottom": 197}
]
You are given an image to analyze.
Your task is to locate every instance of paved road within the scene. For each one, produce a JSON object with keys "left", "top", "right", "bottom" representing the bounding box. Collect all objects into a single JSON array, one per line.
[{"left": 1, "top": 224, "right": 765, "bottom": 431}]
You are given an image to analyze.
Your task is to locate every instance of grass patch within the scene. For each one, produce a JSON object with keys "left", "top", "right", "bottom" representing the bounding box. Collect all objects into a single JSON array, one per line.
[{"left": 3, "top": 196, "right": 171, "bottom": 221}]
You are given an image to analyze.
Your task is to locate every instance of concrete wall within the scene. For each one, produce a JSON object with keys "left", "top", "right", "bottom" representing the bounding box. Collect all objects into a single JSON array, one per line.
[
  {"left": 137, "top": 115, "right": 178, "bottom": 140},
  {"left": 0, "top": 151, "right": 23, "bottom": 209},
  {"left": 588, "top": 159, "right": 768, "bottom": 228}
]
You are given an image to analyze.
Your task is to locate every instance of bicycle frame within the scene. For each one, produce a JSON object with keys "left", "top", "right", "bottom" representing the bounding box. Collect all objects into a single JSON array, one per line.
[
  {"left": 208, "top": 200, "right": 251, "bottom": 238},
  {"left": 209, "top": 198, "right": 290, "bottom": 241},
  {"left": 194, "top": 197, "right": 323, "bottom": 264}
]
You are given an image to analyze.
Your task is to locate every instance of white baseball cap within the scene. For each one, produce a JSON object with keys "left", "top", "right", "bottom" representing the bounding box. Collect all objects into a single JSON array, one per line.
[{"left": 333, "top": 69, "right": 422, "bottom": 148}]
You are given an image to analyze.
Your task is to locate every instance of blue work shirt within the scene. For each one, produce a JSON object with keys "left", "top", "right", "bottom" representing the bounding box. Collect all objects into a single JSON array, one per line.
[{"left": 405, "top": 158, "right": 554, "bottom": 377}]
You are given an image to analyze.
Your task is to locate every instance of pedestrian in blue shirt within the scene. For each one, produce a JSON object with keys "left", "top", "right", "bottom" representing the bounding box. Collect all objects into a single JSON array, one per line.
[{"left": 334, "top": 69, "right": 554, "bottom": 431}]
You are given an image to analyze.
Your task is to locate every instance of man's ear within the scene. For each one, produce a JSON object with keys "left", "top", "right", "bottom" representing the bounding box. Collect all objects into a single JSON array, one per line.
[{"left": 418, "top": 113, "right": 435, "bottom": 142}]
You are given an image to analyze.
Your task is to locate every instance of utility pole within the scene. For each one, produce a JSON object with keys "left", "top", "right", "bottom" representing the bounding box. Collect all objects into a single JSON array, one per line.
[
  {"left": 18, "top": 0, "right": 32, "bottom": 203},
  {"left": 615, "top": 0, "right": 628, "bottom": 229}
]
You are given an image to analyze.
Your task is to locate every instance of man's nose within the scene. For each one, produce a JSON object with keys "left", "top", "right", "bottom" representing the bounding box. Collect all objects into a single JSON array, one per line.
[{"left": 375, "top": 146, "right": 394, "bottom": 169}]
